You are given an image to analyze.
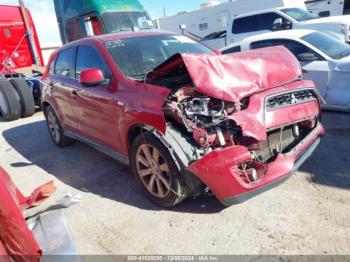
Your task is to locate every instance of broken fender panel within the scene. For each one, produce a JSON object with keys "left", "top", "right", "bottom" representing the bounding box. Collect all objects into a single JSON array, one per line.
[{"left": 147, "top": 46, "right": 302, "bottom": 102}]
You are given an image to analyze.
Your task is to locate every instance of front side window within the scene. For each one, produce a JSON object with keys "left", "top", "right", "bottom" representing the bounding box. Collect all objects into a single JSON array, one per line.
[
  {"left": 75, "top": 45, "right": 107, "bottom": 78},
  {"left": 66, "top": 17, "right": 83, "bottom": 42},
  {"left": 54, "top": 48, "right": 74, "bottom": 77},
  {"left": 104, "top": 34, "right": 213, "bottom": 79},
  {"left": 302, "top": 32, "right": 350, "bottom": 59},
  {"left": 257, "top": 13, "right": 287, "bottom": 31},
  {"left": 281, "top": 8, "right": 318, "bottom": 21},
  {"left": 251, "top": 39, "right": 322, "bottom": 60}
]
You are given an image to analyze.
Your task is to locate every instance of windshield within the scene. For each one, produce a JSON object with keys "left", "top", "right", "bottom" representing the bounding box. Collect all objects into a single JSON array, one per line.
[
  {"left": 103, "top": 11, "right": 154, "bottom": 33},
  {"left": 104, "top": 34, "right": 213, "bottom": 80},
  {"left": 281, "top": 8, "right": 318, "bottom": 21},
  {"left": 302, "top": 32, "right": 350, "bottom": 59}
]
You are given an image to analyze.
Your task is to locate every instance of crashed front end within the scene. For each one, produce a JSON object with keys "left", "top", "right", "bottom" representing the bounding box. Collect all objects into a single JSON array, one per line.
[{"left": 147, "top": 46, "right": 325, "bottom": 205}]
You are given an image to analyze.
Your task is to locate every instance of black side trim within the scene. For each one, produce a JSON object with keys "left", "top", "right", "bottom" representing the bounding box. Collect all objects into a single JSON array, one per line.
[
  {"left": 65, "top": 130, "right": 129, "bottom": 166},
  {"left": 221, "top": 137, "right": 321, "bottom": 206}
]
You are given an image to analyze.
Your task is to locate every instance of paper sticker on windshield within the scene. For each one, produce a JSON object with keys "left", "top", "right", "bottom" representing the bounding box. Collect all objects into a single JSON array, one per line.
[{"left": 173, "top": 35, "right": 196, "bottom": 44}]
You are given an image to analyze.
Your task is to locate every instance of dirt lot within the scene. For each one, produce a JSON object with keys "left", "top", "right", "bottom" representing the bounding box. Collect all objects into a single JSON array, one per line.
[{"left": 0, "top": 111, "right": 349, "bottom": 255}]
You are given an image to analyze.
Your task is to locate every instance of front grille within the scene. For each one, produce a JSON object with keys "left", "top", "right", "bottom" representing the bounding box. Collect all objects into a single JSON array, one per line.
[
  {"left": 266, "top": 89, "right": 317, "bottom": 111},
  {"left": 253, "top": 121, "right": 317, "bottom": 163}
]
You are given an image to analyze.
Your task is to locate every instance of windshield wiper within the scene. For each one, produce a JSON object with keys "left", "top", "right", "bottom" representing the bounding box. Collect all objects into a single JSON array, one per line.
[{"left": 127, "top": 74, "right": 146, "bottom": 81}]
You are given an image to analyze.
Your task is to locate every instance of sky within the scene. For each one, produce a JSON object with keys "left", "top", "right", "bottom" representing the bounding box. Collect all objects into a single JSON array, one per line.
[{"left": 1, "top": 0, "right": 213, "bottom": 45}]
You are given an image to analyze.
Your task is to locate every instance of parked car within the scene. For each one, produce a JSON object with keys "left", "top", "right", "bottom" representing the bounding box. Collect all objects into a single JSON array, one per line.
[
  {"left": 41, "top": 30, "right": 325, "bottom": 207},
  {"left": 201, "top": 7, "right": 350, "bottom": 49},
  {"left": 221, "top": 29, "right": 350, "bottom": 112}
]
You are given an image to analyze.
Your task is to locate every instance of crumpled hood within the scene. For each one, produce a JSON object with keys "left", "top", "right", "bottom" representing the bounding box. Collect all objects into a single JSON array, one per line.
[{"left": 147, "top": 46, "right": 302, "bottom": 102}]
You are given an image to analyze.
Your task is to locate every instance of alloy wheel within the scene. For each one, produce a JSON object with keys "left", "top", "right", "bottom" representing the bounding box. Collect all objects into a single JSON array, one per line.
[
  {"left": 136, "top": 144, "right": 171, "bottom": 198},
  {"left": 47, "top": 111, "right": 60, "bottom": 143}
]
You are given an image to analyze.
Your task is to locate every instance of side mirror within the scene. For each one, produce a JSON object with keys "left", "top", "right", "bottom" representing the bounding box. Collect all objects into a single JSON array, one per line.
[
  {"left": 80, "top": 68, "right": 105, "bottom": 87},
  {"left": 272, "top": 18, "right": 283, "bottom": 31},
  {"left": 272, "top": 18, "right": 292, "bottom": 31},
  {"left": 297, "top": 53, "right": 319, "bottom": 62}
]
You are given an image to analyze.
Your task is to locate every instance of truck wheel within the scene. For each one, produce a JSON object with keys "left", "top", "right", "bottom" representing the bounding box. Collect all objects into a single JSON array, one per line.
[
  {"left": 45, "top": 106, "right": 75, "bottom": 147},
  {"left": 130, "top": 133, "right": 187, "bottom": 207},
  {"left": 9, "top": 78, "right": 35, "bottom": 118},
  {"left": 0, "top": 80, "right": 21, "bottom": 121}
]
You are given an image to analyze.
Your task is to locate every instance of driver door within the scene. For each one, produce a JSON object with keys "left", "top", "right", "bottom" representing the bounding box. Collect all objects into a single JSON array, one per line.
[{"left": 72, "top": 44, "right": 120, "bottom": 150}]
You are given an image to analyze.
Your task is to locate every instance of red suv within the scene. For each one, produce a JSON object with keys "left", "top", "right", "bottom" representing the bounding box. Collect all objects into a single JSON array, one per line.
[{"left": 41, "top": 31, "right": 325, "bottom": 207}]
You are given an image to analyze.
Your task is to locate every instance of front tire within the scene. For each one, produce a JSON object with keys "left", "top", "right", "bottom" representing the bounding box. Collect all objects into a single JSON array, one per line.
[
  {"left": 45, "top": 106, "right": 75, "bottom": 147},
  {"left": 130, "top": 133, "right": 187, "bottom": 207}
]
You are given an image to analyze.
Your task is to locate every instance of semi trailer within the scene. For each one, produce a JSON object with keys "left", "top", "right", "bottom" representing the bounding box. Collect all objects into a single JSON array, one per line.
[{"left": 0, "top": 3, "right": 45, "bottom": 121}]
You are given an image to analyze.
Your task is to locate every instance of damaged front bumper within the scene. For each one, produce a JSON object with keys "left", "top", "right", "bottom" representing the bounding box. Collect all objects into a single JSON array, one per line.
[{"left": 187, "top": 122, "right": 325, "bottom": 206}]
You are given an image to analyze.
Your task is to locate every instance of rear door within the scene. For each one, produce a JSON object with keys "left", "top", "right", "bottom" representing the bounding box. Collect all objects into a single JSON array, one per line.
[
  {"left": 50, "top": 47, "right": 79, "bottom": 132},
  {"left": 250, "top": 39, "right": 330, "bottom": 97},
  {"left": 72, "top": 44, "right": 120, "bottom": 150}
]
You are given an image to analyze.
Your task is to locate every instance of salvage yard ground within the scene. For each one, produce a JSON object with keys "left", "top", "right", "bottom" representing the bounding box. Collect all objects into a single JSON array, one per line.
[{"left": 0, "top": 112, "right": 349, "bottom": 255}]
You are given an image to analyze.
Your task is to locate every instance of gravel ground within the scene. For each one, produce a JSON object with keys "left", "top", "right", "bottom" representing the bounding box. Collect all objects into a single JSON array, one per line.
[{"left": 0, "top": 111, "right": 349, "bottom": 255}]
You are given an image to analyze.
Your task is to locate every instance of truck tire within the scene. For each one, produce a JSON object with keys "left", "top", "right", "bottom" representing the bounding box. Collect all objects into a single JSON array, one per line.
[
  {"left": 9, "top": 78, "right": 35, "bottom": 118},
  {"left": 0, "top": 80, "right": 21, "bottom": 121}
]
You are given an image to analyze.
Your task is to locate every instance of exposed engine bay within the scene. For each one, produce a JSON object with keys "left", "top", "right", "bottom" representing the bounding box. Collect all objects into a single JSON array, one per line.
[
  {"left": 163, "top": 87, "right": 243, "bottom": 149},
  {"left": 162, "top": 87, "right": 319, "bottom": 186}
]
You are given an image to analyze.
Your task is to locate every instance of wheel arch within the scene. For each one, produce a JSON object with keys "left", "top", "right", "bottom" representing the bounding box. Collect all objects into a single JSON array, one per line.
[{"left": 127, "top": 123, "right": 205, "bottom": 196}]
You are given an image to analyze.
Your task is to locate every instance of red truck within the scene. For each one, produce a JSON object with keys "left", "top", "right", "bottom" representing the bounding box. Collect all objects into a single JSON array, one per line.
[{"left": 0, "top": 4, "right": 44, "bottom": 121}]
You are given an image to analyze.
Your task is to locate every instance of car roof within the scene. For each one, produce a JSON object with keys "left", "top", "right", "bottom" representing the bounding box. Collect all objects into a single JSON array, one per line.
[
  {"left": 60, "top": 30, "right": 175, "bottom": 48},
  {"left": 233, "top": 7, "right": 287, "bottom": 19},
  {"left": 234, "top": 29, "right": 317, "bottom": 45}
]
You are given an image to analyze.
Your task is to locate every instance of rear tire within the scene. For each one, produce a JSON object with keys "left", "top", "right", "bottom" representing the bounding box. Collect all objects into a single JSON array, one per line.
[
  {"left": 0, "top": 80, "right": 21, "bottom": 121},
  {"left": 9, "top": 78, "right": 35, "bottom": 118},
  {"left": 45, "top": 106, "right": 75, "bottom": 147},
  {"left": 130, "top": 133, "right": 187, "bottom": 207}
]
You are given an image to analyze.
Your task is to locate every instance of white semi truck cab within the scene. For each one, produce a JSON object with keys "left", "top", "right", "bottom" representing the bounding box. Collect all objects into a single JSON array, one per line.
[{"left": 202, "top": 7, "right": 350, "bottom": 49}]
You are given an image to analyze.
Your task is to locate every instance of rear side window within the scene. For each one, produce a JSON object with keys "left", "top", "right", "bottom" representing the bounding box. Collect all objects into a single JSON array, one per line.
[
  {"left": 75, "top": 45, "right": 107, "bottom": 78},
  {"left": 54, "top": 48, "right": 74, "bottom": 77},
  {"left": 222, "top": 45, "right": 241, "bottom": 54},
  {"left": 232, "top": 13, "right": 285, "bottom": 34},
  {"left": 48, "top": 58, "right": 55, "bottom": 74}
]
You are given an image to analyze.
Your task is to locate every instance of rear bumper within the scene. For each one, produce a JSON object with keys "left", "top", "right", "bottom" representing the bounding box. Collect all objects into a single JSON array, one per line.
[{"left": 187, "top": 123, "right": 324, "bottom": 206}]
